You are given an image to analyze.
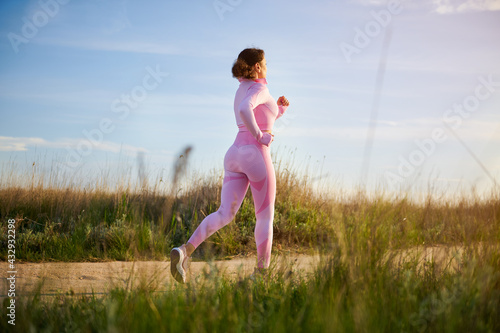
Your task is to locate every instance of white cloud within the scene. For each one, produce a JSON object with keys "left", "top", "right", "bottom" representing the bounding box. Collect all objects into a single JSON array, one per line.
[
  {"left": 280, "top": 118, "right": 500, "bottom": 142},
  {"left": 432, "top": 0, "right": 500, "bottom": 13},
  {"left": 0, "top": 136, "right": 147, "bottom": 156},
  {"left": 360, "top": 119, "right": 399, "bottom": 126},
  {"left": 352, "top": 0, "right": 500, "bottom": 13},
  {"left": 350, "top": 0, "right": 388, "bottom": 5},
  {"left": 280, "top": 125, "right": 423, "bottom": 141},
  {"left": 35, "top": 37, "right": 181, "bottom": 55},
  {"left": 0, "top": 137, "right": 46, "bottom": 151}
]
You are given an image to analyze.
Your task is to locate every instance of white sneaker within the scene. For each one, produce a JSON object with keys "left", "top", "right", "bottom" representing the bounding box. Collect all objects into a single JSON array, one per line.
[{"left": 170, "top": 246, "right": 189, "bottom": 283}]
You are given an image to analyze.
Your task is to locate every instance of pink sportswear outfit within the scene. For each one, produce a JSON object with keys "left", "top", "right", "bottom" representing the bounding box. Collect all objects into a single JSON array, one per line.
[{"left": 187, "top": 78, "right": 288, "bottom": 268}]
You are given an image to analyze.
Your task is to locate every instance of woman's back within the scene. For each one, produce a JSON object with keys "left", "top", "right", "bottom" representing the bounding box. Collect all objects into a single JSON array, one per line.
[{"left": 233, "top": 78, "right": 280, "bottom": 133}]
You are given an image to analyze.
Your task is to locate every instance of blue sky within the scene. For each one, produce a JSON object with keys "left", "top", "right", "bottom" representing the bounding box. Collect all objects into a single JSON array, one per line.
[{"left": 0, "top": 0, "right": 499, "bottom": 196}]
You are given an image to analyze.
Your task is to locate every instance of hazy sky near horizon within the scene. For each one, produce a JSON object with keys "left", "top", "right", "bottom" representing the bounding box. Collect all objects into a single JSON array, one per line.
[{"left": 0, "top": 0, "right": 499, "bottom": 195}]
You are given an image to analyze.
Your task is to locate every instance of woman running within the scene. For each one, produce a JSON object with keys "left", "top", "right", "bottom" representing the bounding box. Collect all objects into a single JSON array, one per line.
[{"left": 170, "top": 48, "right": 290, "bottom": 283}]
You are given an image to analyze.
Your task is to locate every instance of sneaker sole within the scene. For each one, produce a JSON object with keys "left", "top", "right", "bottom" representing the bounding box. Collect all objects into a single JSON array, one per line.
[{"left": 170, "top": 248, "right": 185, "bottom": 283}]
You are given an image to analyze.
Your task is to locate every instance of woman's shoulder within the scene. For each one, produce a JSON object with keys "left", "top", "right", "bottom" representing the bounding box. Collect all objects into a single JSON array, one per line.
[
  {"left": 237, "top": 78, "right": 269, "bottom": 98},
  {"left": 247, "top": 81, "right": 268, "bottom": 95}
]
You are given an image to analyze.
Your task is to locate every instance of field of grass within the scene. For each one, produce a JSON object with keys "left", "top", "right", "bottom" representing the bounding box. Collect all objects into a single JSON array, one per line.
[
  {"left": 1, "top": 156, "right": 500, "bottom": 332},
  {"left": 1, "top": 243, "right": 499, "bottom": 332},
  {"left": 1, "top": 154, "right": 499, "bottom": 262}
]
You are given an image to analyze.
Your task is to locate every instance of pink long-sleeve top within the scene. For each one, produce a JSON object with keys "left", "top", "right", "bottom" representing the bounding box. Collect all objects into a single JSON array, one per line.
[{"left": 234, "top": 78, "right": 287, "bottom": 141}]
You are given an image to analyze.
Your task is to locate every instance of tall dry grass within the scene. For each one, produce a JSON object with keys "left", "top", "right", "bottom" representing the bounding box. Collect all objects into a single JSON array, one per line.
[
  {"left": 1, "top": 150, "right": 499, "bottom": 262},
  {"left": 1, "top": 152, "right": 499, "bottom": 332}
]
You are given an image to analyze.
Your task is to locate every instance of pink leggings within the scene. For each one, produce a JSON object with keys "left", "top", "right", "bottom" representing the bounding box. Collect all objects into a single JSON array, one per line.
[{"left": 187, "top": 131, "right": 276, "bottom": 268}]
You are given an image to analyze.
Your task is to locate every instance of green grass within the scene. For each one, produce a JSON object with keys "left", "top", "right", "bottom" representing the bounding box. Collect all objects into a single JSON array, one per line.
[
  {"left": 1, "top": 162, "right": 499, "bottom": 262},
  {"left": 1, "top": 243, "right": 499, "bottom": 332},
  {"left": 1, "top": 157, "right": 499, "bottom": 331}
]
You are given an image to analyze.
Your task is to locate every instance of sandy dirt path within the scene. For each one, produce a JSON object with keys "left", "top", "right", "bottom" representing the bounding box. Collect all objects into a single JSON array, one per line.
[
  {"left": 1, "top": 245, "right": 471, "bottom": 298},
  {"left": 1, "top": 254, "right": 321, "bottom": 297}
]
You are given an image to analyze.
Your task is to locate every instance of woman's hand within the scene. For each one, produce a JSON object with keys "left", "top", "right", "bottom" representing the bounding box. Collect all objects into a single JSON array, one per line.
[
  {"left": 258, "top": 132, "right": 274, "bottom": 147},
  {"left": 277, "top": 96, "right": 290, "bottom": 107}
]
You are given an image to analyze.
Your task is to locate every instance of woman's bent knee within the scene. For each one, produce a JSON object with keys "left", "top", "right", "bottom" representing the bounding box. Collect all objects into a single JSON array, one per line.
[{"left": 217, "top": 208, "right": 237, "bottom": 226}]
